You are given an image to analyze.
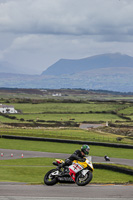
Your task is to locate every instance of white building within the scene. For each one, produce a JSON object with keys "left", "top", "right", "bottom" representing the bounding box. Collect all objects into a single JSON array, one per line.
[
  {"left": 0, "top": 104, "right": 18, "bottom": 114},
  {"left": 52, "top": 93, "right": 62, "bottom": 97}
]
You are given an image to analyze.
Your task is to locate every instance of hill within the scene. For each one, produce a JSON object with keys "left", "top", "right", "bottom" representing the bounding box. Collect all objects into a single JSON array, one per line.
[{"left": 42, "top": 53, "right": 133, "bottom": 76}]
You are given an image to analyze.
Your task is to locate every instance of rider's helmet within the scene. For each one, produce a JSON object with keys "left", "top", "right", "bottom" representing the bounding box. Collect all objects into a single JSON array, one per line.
[{"left": 81, "top": 144, "right": 90, "bottom": 155}]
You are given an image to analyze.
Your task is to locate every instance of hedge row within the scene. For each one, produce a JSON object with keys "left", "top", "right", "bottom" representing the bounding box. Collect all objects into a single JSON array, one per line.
[
  {"left": 1, "top": 135, "right": 133, "bottom": 149},
  {"left": 3, "top": 121, "right": 79, "bottom": 127},
  {"left": 93, "top": 163, "right": 133, "bottom": 175}
]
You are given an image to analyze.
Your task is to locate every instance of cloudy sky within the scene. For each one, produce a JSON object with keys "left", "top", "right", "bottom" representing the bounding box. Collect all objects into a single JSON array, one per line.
[{"left": 0, "top": 0, "right": 133, "bottom": 75}]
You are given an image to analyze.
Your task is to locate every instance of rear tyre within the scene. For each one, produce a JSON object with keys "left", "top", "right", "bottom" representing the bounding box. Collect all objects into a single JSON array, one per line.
[
  {"left": 44, "top": 169, "right": 58, "bottom": 185},
  {"left": 76, "top": 171, "right": 93, "bottom": 186}
]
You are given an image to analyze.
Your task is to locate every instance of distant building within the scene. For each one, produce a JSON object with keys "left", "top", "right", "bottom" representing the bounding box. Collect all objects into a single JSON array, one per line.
[
  {"left": 52, "top": 93, "right": 62, "bottom": 97},
  {"left": 0, "top": 104, "right": 18, "bottom": 114}
]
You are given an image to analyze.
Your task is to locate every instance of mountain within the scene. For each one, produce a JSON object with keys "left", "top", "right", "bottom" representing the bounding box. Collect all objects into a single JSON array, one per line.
[
  {"left": 0, "top": 53, "right": 133, "bottom": 92},
  {"left": 42, "top": 53, "right": 133, "bottom": 76}
]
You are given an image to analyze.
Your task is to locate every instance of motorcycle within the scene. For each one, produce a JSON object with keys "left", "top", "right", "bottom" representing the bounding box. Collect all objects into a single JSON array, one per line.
[{"left": 44, "top": 156, "right": 94, "bottom": 186}]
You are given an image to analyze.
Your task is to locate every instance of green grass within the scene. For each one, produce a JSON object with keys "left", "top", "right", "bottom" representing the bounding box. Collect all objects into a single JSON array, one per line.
[
  {"left": 93, "top": 169, "right": 133, "bottom": 184},
  {"left": 0, "top": 116, "right": 19, "bottom": 123},
  {"left": 5, "top": 102, "right": 126, "bottom": 113},
  {"left": 0, "top": 158, "right": 51, "bottom": 184},
  {"left": 127, "top": 115, "right": 133, "bottom": 120},
  {"left": 0, "top": 101, "right": 127, "bottom": 123},
  {"left": 0, "top": 165, "right": 45, "bottom": 184},
  {"left": 0, "top": 127, "right": 132, "bottom": 144},
  {"left": 0, "top": 158, "right": 132, "bottom": 184},
  {"left": 0, "top": 138, "right": 133, "bottom": 159},
  {"left": 119, "top": 105, "right": 133, "bottom": 115},
  {"left": 7, "top": 113, "right": 125, "bottom": 123}
]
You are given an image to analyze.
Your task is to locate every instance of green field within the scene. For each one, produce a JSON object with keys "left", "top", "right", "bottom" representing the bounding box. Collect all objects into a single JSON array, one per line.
[
  {"left": 118, "top": 106, "right": 133, "bottom": 115},
  {"left": 0, "top": 101, "right": 132, "bottom": 126},
  {"left": 0, "top": 113, "right": 125, "bottom": 123},
  {"left": 3, "top": 102, "right": 127, "bottom": 113},
  {"left": 1, "top": 101, "right": 130, "bottom": 125},
  {"left": 0, "top": 100, "right": 133, "bottom": 145}
]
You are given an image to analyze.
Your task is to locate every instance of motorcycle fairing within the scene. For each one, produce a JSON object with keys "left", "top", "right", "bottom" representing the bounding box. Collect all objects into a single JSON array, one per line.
[
  {"left": 74, "top": 159, "right": 94, "bottom": 172},
  {"left": 81, "top": 169, "right": 89, "bottom": 176},
  {"left": 56, "top": 159, "right": 64, "bottom": 164},
  {"left": 69, "top": 168, "right": 76, "bottom": 182},
  {"left": 68, "top": 162, "right": 84, "bottom": 182}
]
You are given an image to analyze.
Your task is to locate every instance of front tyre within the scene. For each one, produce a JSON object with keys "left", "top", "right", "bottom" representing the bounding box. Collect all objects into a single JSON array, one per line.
[
  {"left": 76, "top": 171, "right": 93, "bottom": 186},
  {"left": 44, "top": 169, "right": 58, "bottom": 185}
]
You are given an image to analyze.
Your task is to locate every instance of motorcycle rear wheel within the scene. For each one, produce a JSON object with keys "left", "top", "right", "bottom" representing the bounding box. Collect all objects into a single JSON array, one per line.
[
  {"left": 76, "top": 171, "right": 93, "bottom": 186},
  {"left": 44, "top": 169, "right": 58, "bottom": 185}
]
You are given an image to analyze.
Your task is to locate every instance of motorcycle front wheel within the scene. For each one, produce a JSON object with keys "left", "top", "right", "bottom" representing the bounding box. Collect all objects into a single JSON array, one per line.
[
  {"left": 75, "top": 171, "right": 93, "bottom": 186},
  {"left": 44, "top": 169, "right": 58, "bottom": 185}
]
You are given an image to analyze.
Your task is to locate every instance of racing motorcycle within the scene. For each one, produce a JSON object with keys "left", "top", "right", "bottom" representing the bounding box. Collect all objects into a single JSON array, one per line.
[{"left": 44, "top": 156, "right": 94, "bottom": 186}]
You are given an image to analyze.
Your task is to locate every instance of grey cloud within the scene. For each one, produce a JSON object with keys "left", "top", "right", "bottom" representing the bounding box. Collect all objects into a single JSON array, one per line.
[
  {"left": 0, "top": 0, "right": 133, "bottom": 40},
  {"left": 1, "top": 0, "right": 133, "bottom": 75}
]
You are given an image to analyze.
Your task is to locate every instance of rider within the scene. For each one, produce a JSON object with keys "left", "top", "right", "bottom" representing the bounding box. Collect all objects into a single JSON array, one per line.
[{"left": 59, "top": 144, "right": 90, "bottom": 169}]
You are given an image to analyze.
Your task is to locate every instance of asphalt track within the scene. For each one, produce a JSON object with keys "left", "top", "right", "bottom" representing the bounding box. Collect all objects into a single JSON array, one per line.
[
  {"left": 0, "top": 149, "right": 133, "bottom": 166},
  {"left": 0, "top": 149, "right": 133, "bottom": 199},
  {"left": 0, "top": 182, "right": 133, "bottom": 199}
]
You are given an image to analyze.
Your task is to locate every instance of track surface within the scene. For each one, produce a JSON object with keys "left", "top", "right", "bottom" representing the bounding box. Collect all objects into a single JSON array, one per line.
[
  {"left": 0, "top": 182, "right": 133, "bottom": 199},
  {"left": 0, "top": 148, "right": 133, "bottom": 166}
]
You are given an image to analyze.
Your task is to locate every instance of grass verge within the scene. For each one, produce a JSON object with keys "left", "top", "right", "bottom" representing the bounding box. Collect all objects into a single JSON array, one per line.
[{"left": 0, "top": 158, "right": 133, "bottom": 184}]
